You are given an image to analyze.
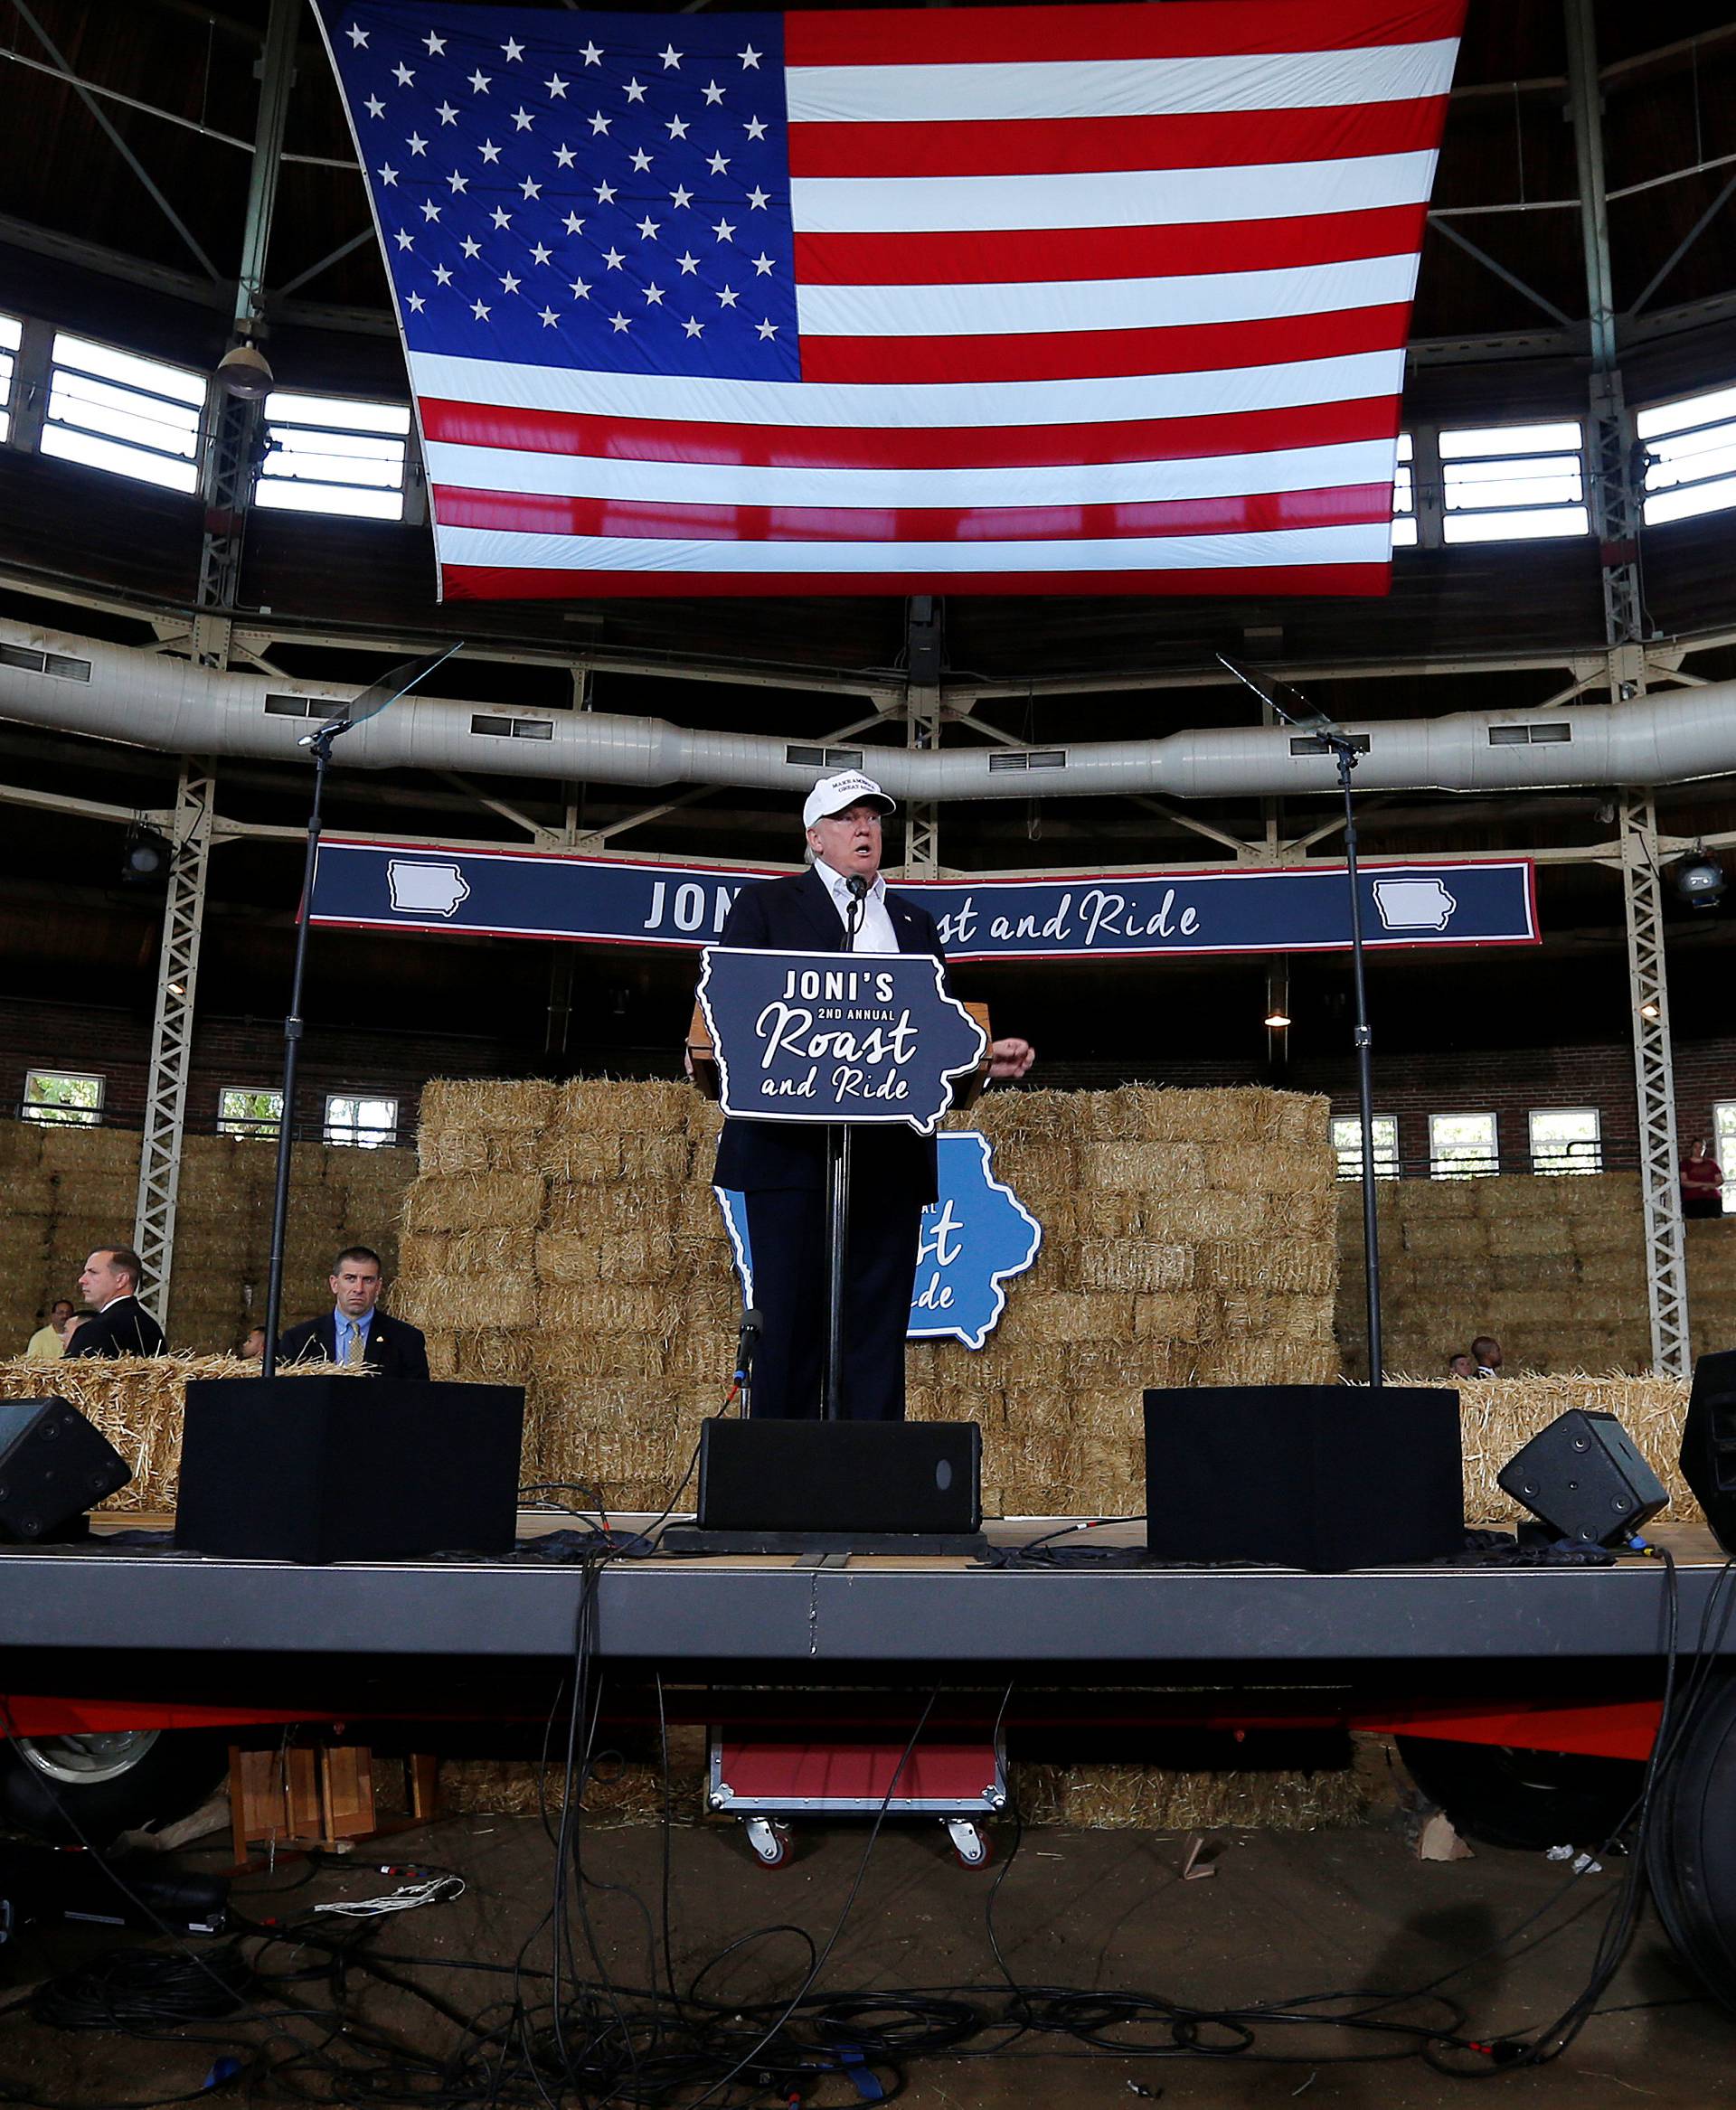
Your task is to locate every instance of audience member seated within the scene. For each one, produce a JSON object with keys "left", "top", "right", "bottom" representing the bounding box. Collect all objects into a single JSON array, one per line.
[
  {"left": 240, "top": 1325, "right": 268, "bottom": 1361},
  {"left": 275, "top": 1245, "right": 429, "bottom": 1380},
  {"left": 24, "top": 1298, "right": 74, "bottom": 1361},
  {"left": 65, "top": 1248, "right": 166, "bottom": 1359},
  {"left": 1448, "top": 1351, "right": 1476, "bottom": 1380},
  {"left": 1682, "top": 1136, "right": 1724, "bottom": 1220},
  {"left": 1471, "top": 1333, "right": 1503, "bottom": 1379}
]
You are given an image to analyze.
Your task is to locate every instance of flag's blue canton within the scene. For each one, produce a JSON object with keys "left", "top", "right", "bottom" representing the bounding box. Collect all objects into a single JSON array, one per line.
[{"left": 325, "top": 4, "right": 797, "bottom": 382}]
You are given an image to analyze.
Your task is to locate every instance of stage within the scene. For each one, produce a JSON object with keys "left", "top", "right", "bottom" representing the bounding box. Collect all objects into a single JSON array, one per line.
[{"left": 0, "top": 1514, "right": 1726, "bottom": 1674}]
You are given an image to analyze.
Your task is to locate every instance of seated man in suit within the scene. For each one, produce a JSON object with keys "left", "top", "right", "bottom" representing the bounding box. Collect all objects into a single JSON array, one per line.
[
  {"left": 712, "top": 771, "right": 1033, "bottom": 1421},
  {"left": 68, "top": 1248, "right": 167, "bottom": 1358},
  {"left": 276, "top": 1245, "right": 429, "bottom": 1380}
]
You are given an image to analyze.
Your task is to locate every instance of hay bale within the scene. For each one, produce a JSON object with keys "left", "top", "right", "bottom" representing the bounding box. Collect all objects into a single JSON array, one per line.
[
  {"left": 1080, "top": 1140, "right": 1207, "bottom": 1192},
  {"left": 1080, "top": 1241, "right": 1193, "bottom": 1293},
  {"left": 446, "top": 1226, "right": 537, "bottom": 1275},
  {"left": 1386, "top": 1371, "right": 1694, "bottom": 1521},
  {"left": 403, "top": 1175, "right": 547, "bottom": 1233},
  {"left": 1199, "top": 1242, "right": 1335, "bottom": 1296},
  {"left": 0, "top": 1355, "right": 369, "bottom": 1511},
  {"left": 419, "top": 1079, "right": 557, "bottom": 1135},
  {"left": 1011, "top": 1760, "right": 1369, "bottom": 1831}
]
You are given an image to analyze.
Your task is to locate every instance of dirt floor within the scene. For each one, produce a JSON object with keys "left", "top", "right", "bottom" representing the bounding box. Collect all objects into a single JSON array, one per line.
[{"left": 0, "top": 1811, "right": 1730, "bottom": 2107}]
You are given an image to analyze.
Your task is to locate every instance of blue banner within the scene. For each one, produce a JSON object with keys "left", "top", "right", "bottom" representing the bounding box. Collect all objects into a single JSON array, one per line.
[
  {"left": 309, "top": 839, "right": 1539, "bottom": 959},
  {"left": 718, "top": 1132, "right": 1043, "bottom": 1350}
]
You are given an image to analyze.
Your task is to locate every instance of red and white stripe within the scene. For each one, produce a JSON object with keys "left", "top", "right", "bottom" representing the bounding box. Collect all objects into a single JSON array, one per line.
[{"left": 422, "top": 0, "right": 1464, "bottom": 601}]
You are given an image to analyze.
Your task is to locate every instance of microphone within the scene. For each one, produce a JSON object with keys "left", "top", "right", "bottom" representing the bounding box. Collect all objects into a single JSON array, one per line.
[
  {"left": 733, "top": 1306, "right": 762, "bottom": 1389},
  {"left": 844, "top": 871, "right": 868, "bottom": 951}
]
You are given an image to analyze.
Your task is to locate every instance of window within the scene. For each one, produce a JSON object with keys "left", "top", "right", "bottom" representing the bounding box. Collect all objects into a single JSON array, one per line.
[
  {"left": 0, "top": 313, "right": 21, "bottom": 445},
  {"left": 1638, "top": 383, "right": 1736, "bottom": 528},
  {"left": 1438, "top": 421, "right": 1588, "bottom": 544},
  {"left": 326, "top": 1094, "right": 399, "bottom": 1148},
  {"left": 1391, "top": 432, "right": 1417, "bottom": 549},
  {"left": 1712, "top": 1104, "right": 1736, "bottom": 1215},
  {"left": 1429, "top": 1111, "right": 1498, "bottom": 1178},
  {"left": 41, "top": 332, "right": 203, "bottom": 494},
  {"left": 256, "top": 391, "right": 410, "bottom": 521},
  {"left": 24, "top": 1069, "right": 103, "bottom": 1124},
  {"left": 1530, "top": 1107, "right": 1601, "bottom": 1175},
  {"left": 1331, "top": 1115, "right": 1401, "bottom": 1180},
  {"left": 218, "top": 1087, "right": 282, "bottom": 1138}
]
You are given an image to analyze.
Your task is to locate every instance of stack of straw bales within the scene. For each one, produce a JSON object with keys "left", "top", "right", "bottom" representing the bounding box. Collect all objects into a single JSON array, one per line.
[
  {"left": 0, "top": 1117, "right": 416, "bottom": 1357},
  {"left": 170, "top": 1135, "right": 416, "bottom": 1353},
  {"left": 1336, "top": 1171, "right": 1656, "bottom": 1377},
  {"left": 1686, "top": 1217, "right": 1736, "bottom": 1363},
  {"left": 0, "top": 1353, "right": 364, "bottom": 1512},
  {"left": 398, "top": 1079, "right": 1339, "bottom": 1521},
  {"left": 913, "top": 1086, "right": 1338, "bottom": 1516},
  {"left": 0, "top": 1121, "right": 143, "bottom": 1350},
  {"left": 1383, "top": 1370, "right": 1695, "bottom": 1523}
]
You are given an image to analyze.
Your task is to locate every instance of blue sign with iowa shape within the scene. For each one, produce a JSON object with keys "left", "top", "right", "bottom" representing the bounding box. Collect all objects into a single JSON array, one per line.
[
  {"left": 718, "top": 1131, "right": 1042, "bottom": 1351},
  {"left": 697, "top": 947, "right": 986, "bottom": 1136}
]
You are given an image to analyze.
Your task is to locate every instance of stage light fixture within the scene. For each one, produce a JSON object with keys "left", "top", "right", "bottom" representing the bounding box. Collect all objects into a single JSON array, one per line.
[
  {"left": 215, "top": 340, "right": 274, "bottom": 400},
  {"left": 1263, "top": 1007, "right": 1292, "bottom": 1029},
  {"left": 1639, "top": 1000, "right": 1661, "bottom": 1022},
  {"left": 1670, "top": 852, "right": 1726, "bottom": 911},
  {"left": 120, "top": 824, "right": 171, "bottom": 890}
]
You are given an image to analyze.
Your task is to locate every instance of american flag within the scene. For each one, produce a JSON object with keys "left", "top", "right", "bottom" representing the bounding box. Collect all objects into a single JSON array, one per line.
[{"left": 313, "top": 1, "right": 1463, "bottom": 600}]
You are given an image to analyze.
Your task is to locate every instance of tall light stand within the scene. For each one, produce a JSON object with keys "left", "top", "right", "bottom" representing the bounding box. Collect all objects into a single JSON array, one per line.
[
  {"left": 1218, "top": 655, "right": 1383, "bottom": 1388},
  {"left": 260, "top": 645, "right": 462, "bottom": 1378}
]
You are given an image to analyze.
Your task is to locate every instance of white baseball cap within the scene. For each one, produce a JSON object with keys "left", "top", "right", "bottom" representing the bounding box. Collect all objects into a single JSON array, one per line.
[{"left": 802, "top": 770, "right": 896, "bottom": 831}]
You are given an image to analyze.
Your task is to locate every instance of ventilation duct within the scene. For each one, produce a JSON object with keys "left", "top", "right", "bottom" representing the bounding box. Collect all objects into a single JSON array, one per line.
[{"left": 3, "top": 617, "right": 1736, "bottom": 804}]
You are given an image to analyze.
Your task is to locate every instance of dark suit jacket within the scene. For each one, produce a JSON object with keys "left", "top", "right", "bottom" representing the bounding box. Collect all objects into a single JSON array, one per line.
[
  {"left": 712, "top": 864, "right": 946, "bottom": 1204},
  {"left": 276, "top": 1311, "right": 430, "bottom": 1382},
  {"left": 64, "top": 1297, "right": 166, "bottom": 1359}
]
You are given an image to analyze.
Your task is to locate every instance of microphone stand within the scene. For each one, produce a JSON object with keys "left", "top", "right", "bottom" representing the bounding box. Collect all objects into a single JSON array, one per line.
[
  {"left": 820, "top": 883, "right": 867, "bottom": 1418},
  {"left": 261, "top": 644, "right": 463, "bottom": 1378},
  {"left": 1217, "top": 654, "right": 1383, "bottom": 1389}
]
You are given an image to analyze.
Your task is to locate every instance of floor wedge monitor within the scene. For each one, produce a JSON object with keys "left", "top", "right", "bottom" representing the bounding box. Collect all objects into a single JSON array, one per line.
[
  {"left": 1143, "top": 1384, "right": 1464, "bottom": 1570},
  {"left": 0, "top": 1397, "right": 133, "bottom": 1541},
  {"left": 174, "top": 1377, "right": 524, "bottom": 1563},
  {"left": 693, "top": 1418, "right": 982, "bottom": 1538}
]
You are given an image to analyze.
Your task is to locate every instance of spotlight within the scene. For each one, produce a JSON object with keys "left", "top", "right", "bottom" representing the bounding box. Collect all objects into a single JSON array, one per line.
[
  {"left": 1263, "top": 1006, "right": 1292, "bottom": 1029},
  {"left": 120, "top": 824, "right": 172, "bottom": 890},
  {"left": 1639, "top": 1000, "right": 1661, "bottom": 1022},
  {"left": 1670, "top": 852, "right": 1726, "bottom": 911},
  {"left": 215, "top": 340, "right": 274, "bottom": 400}
]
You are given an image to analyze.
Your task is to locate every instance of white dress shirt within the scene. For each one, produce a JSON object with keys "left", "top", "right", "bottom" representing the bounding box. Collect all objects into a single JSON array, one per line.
[{"left": 817, "top": 863, "right": 899, "bottom": 953}]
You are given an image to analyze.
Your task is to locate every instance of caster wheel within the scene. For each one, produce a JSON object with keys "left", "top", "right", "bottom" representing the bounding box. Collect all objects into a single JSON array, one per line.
[
  {"left": 743, "top": 1817, "right": 791, "bottom": 1868},
  {"left": 943, "top": 1819, "right": 990, "bottom": 1867}
]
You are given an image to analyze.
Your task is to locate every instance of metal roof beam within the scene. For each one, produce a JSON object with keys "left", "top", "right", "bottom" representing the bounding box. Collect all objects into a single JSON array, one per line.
[{"left": 9, "top": 0, "right": 222, "bottom": 282}]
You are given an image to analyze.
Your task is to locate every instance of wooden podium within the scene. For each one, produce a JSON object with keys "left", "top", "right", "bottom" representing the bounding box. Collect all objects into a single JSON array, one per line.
[{"left": 688, "top": 1000, "right": 992, "bottom": 1109}]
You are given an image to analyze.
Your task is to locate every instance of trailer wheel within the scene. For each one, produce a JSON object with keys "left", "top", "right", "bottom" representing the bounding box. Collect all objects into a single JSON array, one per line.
[
  {"left": 0, "top": 1729, "right": 228, "bottom": 1846},
  {"left": 1395, "top": 1735, "right": 1645, "bottom": 1852},
  {"left": 1646, "top": 1672, "right": 1736, "bottom": 2015}
]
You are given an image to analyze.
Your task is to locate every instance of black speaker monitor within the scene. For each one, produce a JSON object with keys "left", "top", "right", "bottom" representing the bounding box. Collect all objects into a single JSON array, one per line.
[
  {"left": 1499, "top": 1408, "right": 1668, "bottom": 1547},
  {"left": 1682, "top": 1348, "right": 1736, "bottom": 1555},
  {"left": 0, "top": 1397, "right": 133, "bottom": 1542},
  {"left": 693, "top": 1418, "right": 981, "bottom": 1538},
  {"left": 174, "top": 1377, "right": 524, "bottom": 1563},
  {"left": 1142, "top": 1384, "right": 1465, "bottom": 1570}
]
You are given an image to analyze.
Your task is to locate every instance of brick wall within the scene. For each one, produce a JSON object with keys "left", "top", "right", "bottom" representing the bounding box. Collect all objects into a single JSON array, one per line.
[{"left": 0, "top": 998, "right": 536, "bottom": 1137}]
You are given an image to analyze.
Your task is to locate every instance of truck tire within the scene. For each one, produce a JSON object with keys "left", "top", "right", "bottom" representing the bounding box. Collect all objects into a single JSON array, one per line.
[
  {"left": 1396, "top": 1734, "right": 1644, "bottom": 1852},
  {"left": 0, "top": 1729, "right": 228, "bottom": 1846}
]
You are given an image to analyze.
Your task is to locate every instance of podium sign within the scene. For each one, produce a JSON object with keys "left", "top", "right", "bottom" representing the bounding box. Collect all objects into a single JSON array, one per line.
[{"left": 696, "top": 947, "right": 986, "bottom": 1135}]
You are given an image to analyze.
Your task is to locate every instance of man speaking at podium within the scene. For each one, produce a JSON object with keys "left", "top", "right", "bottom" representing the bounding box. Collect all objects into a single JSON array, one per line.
[{"left": 713, "top": 773, "right": 1033, "bottom": 1420}]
